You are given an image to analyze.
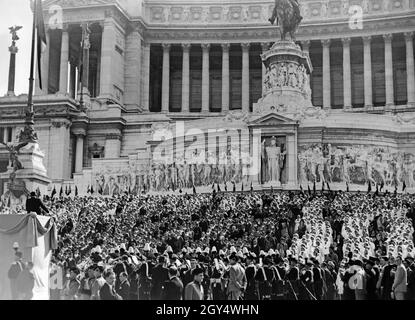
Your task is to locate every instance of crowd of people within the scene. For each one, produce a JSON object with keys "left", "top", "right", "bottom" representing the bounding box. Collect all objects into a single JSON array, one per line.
[{"left": 4, "top": 188, "right": 415, "bottom": 300}]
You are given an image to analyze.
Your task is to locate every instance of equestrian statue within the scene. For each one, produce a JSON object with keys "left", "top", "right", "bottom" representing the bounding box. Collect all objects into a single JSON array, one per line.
[{"left": 269, "top": 0, "right": 303, "bottom": 41}]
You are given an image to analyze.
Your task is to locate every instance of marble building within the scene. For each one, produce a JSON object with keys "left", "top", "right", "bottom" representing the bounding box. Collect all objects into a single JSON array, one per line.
[{"left": 1, "top": 0, "right": 415, "bottom": 196}]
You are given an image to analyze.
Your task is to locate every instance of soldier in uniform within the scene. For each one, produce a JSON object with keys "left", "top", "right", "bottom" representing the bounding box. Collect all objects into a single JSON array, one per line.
[
  {"left": 255, "top": 256, "right": 275, "bottom": 300},
  {"left": 138, "top": 257, "right": 152, "bottom": 300},
  {"left": 210, "top": 260, "right": 226, "bottom": 300},
  {"left": 271, "top": 256, "right": 286, "bottom": 300},
  {"left": 312, "top": 258, "right": 324, "bottom": 300}
]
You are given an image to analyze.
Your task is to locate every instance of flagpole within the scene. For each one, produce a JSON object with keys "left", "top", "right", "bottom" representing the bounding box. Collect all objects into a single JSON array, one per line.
[{"left": 20, "top": 0, "right": 38, "bottom": 144}]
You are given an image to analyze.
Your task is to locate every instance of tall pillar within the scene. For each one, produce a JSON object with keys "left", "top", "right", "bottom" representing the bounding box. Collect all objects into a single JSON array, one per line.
[
  {"left": 182, "top": 43, "right": 191, "bottom": 112},
  {"left": 142, "top": 42, "right": 151, "bottom": 112},
  {"left": 7, "top": 38, "right": 18, "bottom": 96},
  {"left": 72, "top": 130, "right": 86, "bottom": 173},
  {"left": 161, "top": 43, "right": 171, "bottom": 113},
  {"left": 261, "top": 42, "right": 270, "bottom": 95},
  {"left": 322, "top": 39, "right": 331, "bottom": 109},
  {"left": 405, "top": 32, "right": 415, "bottom": 106},
  {"left": 363, "top": 36, "right": 373, "bottom": 109},
  {"left": 201, "top": 43, "right": 210, "bottom": 113},
  {"left": 384, "top": 33, "right": 394, "bottom": 111},
  {"left": 286, "top": 134, "right": 297, "bottom": 187},
  {"left": 241, "top": 42, "right": 250, "bottom": 112},
  {"left": 124, "top": 27, "right": 142, "bottom": 109},
  {"left": 100, "top": 18, "right": 116, "bottom": 98},
  {"left": 342, "top": 37, "right": 352, "bottom": 109},
  {"left": 221, "top": 43, "right": 230, "bottom": 112}
]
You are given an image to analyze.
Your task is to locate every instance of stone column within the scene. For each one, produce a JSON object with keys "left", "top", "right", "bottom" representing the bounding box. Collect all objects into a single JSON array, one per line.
[
  {"left": 222, "top": 43, "right": 230, "bottom": 112},
  {"left": 261, "top": 42, "right": 270, "bottom": 95},
  {"left": 322, "top": 39, "right": 331, "bottom": 109},
  {"left": 142, "top": 42, "right": 151, "bottom": 112},
  {"left": 100, "top": 18, "right": 116, "bottom": 98},
  {"left": 105, "top": 133, "right": 122, "bottom": 158},
  {"left": 342, "top": 37, "right": 352, "bottom": 109},
  {"left": 59, "top": 26, "right": 69, "bottom": 94},
  {"left": 73, "top": 132, "right": 86, "bottom": 173},
  {"left": 182, "top": 43, "right": 191, "bottom": 112},
  {"left": 363, "top": 36, "right": 373, "bottom": 109},
  {"left": 242, "top": 42, "right": 250, "bottom": 112},
  {"left": 124, "top": 27, "right": 142, "bottom": 109},
  {"left": 405, "top": 32, "right": 415, "bottom": 106},
  {"left": 286, "top": 134, "right": 297, "bottom": 187},
  {"left": 384, "top": 33, "right": 394, "bottom": 111},
  {"left": 161, "top": 43, "right": 171, "bottom": 113},
  {"left": 7, "top": 40, "right": 18, "bottom": 96},
  {"left": 201, "top": 43, "right": 210, "bottom": 113}
]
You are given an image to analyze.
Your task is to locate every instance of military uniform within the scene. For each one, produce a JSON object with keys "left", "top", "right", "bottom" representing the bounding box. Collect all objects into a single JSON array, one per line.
[{"left": 244, "top": 263, "right": 258, "bottom": 300}]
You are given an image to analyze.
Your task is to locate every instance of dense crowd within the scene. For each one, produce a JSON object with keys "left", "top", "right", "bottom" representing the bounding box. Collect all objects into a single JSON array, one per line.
[{"left": 5, "top": 188, "right": 415, "bottom": 300}]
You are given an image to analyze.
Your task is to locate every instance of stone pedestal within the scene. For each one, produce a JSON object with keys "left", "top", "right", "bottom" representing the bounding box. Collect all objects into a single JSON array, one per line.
[
  {"left": 254, "top": 40, "right": 313, "bottom": 118},
  {"left": 0, "top": 143, "right": 50, "bottom": 210}
]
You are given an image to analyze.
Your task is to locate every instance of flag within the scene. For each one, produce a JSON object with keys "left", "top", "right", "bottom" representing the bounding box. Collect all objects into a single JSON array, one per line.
[
  {"left": 375, "top": 184, "right": 379, "bottom": 196},
  {"left": 300, "top": 185, "right": 304, "bottom": 195},
  {"left": 224, "top": 183, "right": 227, "bottom": 192},
  {"left": 346, "top": 182, "right": 349, "bottom": 192},
  {"left": 98, "top": 185, "right": 103, "bottom": 195},
  {"left": 321, "top": 181, "right": 325, "bottom": 192},
  {"left": 326, "top": 182, "right": 331, "bottom": 192},
  {"left": 218, "top": 184, "right": 222, "bottom": 192},
  {"left": 75, "top": 186, "right": 78, "bottom": 196},
  {"left": 90, "top": 185, "right": 94, "bottom": 194},
  {"left": 51, "top": 186, "right": 57, "bottom": 198},
  {"left": 250, "top": 182, "right": 253, "bottom": 193},
  {"left": 380, "top": 181, "right": 384, "bottom": 191},
  {"left": 271, "top": 185, "right": 274, "bottom": 194},
  {"left": 59, "top": 186, "right": 63, "bottom": 197},
  {"left": 394, "top": 185, "right": 397, "bottom": 196},
  {"left": 86, "top": 185, "right": 90, "bottom": 194},
  {"left": 308, "top": 185, "right": 311, "bottom": 195},
  {"left": 193, "top": 184, "right": 196, "bottom": 194},
  {"left": 232, "top": 182, "right": 236, "bottom": 193},
  {"left": 36, "top": 187, "right": 41, "bottom": 197},
  {"left": 367, "top": 180, "right": 372, "bottom": 193},
  {"left": 67, "top": 186, "right": 72, "bottom": 195},
  {"left": 403, "top": 180, "right": 407, "bottom": 192},
  {"left": 313, "top": 181, "right": 316, "bottom": 195},
  {"left": 241, "top": 183, "right": 244, "bottom": 192},
  {"left": 35, "top": 0, "right": 47, "bottom": 90}
]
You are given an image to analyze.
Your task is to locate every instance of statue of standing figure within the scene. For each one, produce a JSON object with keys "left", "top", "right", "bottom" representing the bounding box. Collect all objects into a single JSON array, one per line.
[
  {"left": 268, "top": 0, "right": 303, "bottom": 41},
  {"left": 261, "top": 136, "right": 286, "bottom": 184},
  {"left": 1, "top": 141, "right": 28, "bottom": 172}
]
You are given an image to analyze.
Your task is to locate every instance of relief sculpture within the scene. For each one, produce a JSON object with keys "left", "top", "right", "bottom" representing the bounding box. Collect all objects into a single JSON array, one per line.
[{"left": 298, "top": 144, "right": 415, "bottom": 188}]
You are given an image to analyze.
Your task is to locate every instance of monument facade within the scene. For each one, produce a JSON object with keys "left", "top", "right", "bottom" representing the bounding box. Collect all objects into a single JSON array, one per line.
[{"left": 1, "top": 0, "right": 415, "bottom": 195}]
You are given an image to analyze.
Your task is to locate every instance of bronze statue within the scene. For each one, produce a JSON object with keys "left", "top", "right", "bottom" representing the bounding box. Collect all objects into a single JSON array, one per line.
[
  {"left": 9, "top": 26, "right": 22, "bottom": 44},
  {"left": 0, "top": 141, "right": 28, "bottom": 172},
  {"left": 269, "top": 0, "right": 303, "bottom": 41}
]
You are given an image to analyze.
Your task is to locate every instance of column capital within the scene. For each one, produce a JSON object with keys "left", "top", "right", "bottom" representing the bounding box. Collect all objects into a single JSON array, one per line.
[
  {"left": 383, "top": 33, "right": 393, "bottom": 43},
  {"left": 321, "top": 39, "right": 331, "bottom": 47},
  {"left": 221, "top": 43, "right": 230, "bottom": 52},
  {"left": 362, "top": 35, "right": 372, "bottom": 45},
  {"left": 404, "top": 32, "right": 414, "bottom": 42},
  {"left": 241, "top": 42, "right": 251, "bottom": 51},
  {"left": 162, "top": 43, "right": 171, "bottom": 52},
  {"left": 201, "top": 43, "right": 211, "bottom": 51},
  {"left": 181, "top": 43, "right": 191, "bottom": 51},
  {"left": 341, "top": 37, "right": 351, "bottom": 46}
]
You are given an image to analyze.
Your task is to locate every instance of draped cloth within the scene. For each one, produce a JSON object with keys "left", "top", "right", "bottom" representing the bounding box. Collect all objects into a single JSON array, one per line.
[{"left": 0, "top": 214, "right": 57, "bottom": 300}]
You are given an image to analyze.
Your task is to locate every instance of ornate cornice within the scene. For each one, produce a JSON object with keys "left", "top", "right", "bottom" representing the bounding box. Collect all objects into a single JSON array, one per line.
[
  {"left": 105, "top": 133, "right": 122, "bottom": 140},
  {"left": 51, "top": 119, "right": 71, "bottom": 129}
]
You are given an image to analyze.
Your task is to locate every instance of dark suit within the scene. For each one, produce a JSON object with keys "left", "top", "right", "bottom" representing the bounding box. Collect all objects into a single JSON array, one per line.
[
  {"left": 162, "top": 276, "right": 184, "bottom": 300},
  {"left": 26, "top": 197, "right": 49, "bottom": 215},
  {"left": 99, "top": 283, "right": 122, "bottom": 300},
  {"left": 151, "top": 264, "right": 169, "bottom": 300},
  {"left": 116, "top": 279, "right": 130, "bottom": 301}
]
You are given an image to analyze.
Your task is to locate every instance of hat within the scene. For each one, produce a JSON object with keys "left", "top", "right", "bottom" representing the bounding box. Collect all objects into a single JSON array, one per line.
[
  {"left": 166, "top": 246, "right": 173, "bottom": 253},
  {"left": 196, "top": 247, "right": 202, "bottom": 254},
  {"left": 259, "top": 250, "right": 266, "bottom": 257},
  {"left": 128, "top": 247, "right": 135, "bottom": 254},
  {"left": 242, "top": 247, "right": 249, "bottom": 255},
  {"left": 95, "top": 246, "right": 102, "bottom": 254},
  {"left": 268, "top": 249, "right": 276, "bottom": 256},
  {"left": 203, "top": 247, "right": 210, "bottom": 254},
  {"left": 143, "top": 243, "right": 150, "bottom": 251},
  {"left": 120, "top": 243, "right": 126, "bottom": 250},
  {"left": 236, "top": 250, "right": 244, "bottom": 259},
  {"left": 230, "top": 246, "right": 237, "bottom": 254},
  {"left": 211, "top": 246, "right": 217, "bottom": 253},
  {"left": 13, "top": 242, "right": 19, "bottom": 249},
  {"left": 219, "top": 249, "right": 225, "bottom": 256}
]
